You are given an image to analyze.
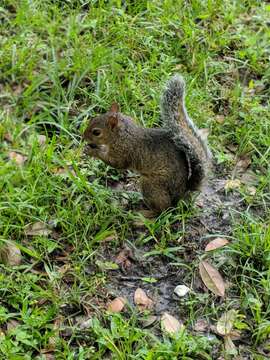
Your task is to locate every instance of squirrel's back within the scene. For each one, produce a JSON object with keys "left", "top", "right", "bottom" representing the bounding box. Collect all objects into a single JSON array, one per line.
[{"left": 160, "top": 74, "right": 211, "bottom": 191}]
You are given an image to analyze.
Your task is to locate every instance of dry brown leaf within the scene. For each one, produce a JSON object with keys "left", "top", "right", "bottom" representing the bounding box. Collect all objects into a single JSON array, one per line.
[
  {"left": 25, "top": 221, "right": 52, "bottom": 236},
  {"left": 247, "top": 186, "right": 256, "bottom": 196},
  {"left": 48, "top": 336, "right": 57, "bottom": 349},
  {"left": 139, "top": 209, "right": 156, "bottom": 219},
  {"left": 6, "top": 319, "right": 20, "bottom": 331},
  {"left": 102, "top": 234, "right": 118, "bottom": 242},
  {"left": 161, "top": 312, "right": 183, "bottom": 335},
  {"left": 134, "top": 288, "right": 154, "bottom": 311},
  {"left": 8, "top": 151, "right": 27, "bottom": 165},
  {"left": 4, "top": 133, "right": 12, "bottom": 142},
  {"left": 132, "top": 220, "right": 146, "bottom": 228},
  {"left": 224, "top": 179, "right": 241, "bottom": 191},
  {"left": 217, "top": 309, "right": 237, "bottom": 336},
  {"left": 225, "top": 144, "right": 238, "bottom": 153},
  {"left": 12, "top": 84, "right": 24, "bottom": 96},
  {"left": 52, "top": 167, "right": 76, "bottom": 177},
  {"left": 42, "top": 353, "right": 55, "bottom": 360},
  {"left": 53, "top": 316, "right": 64, "bottom": 330},
  {"left": 215, "top": 115, "right": 225, "bottom": 124},
  {"left": 107, "top": 297, "right": 126, "bottom": 313},
  {"left": 115, "top": 248, "right": 133, "bottom": 269},
  {"left": 38, "top": 134, "right": 47, "bottom": 145},
  {"left": 193, "top": 319, "right": 208, "bottom": 332},
  {"left": 58, "top": 264, "right": 71, "bottom": 275},
  {"left": 233, "top": 156, "right": 251, "bottom": 178},
  {"left": 205, "top": 238, "right": 229, "bottom": 252},
  {"left": 224, "top": 336, "right": 237, "bottom": 354},
  {"left": 199, "top": 261, "right": 225, "bottom": 297},
  {"left": 0, "top": 243, "right": 22, "bottom": 266},
  {"left": 230, "top": 329, "right": 242, "bottom": 340}
]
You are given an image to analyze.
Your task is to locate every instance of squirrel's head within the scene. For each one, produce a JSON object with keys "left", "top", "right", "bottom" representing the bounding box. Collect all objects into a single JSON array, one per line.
[{"left": 83, "top": 102, "right": 121, "bottom": 159}]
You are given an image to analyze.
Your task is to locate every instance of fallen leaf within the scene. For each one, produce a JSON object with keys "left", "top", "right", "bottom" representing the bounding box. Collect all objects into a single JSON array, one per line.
[
  {"left": 195, "top": 198, "right": 204, "bottom": 208},
  {"left": 134, "top": 288, "right": 154, "bottom": 311},
  {"left": 115, "top": 248, "right": 133, "bottom": 269},
  {"left": 205, "top": 238, "right": 229, "bottom": 252},
  {"left": 25, "top": 221, "right": 52, "bottom": 236},
  {"left": 216, "top": 115, "right": 225, "bottom": 124},
  {"left": 199, "top": 261, "right": 225, "bottom": 297},
  {"left": 224, "top": 336, "right": 237, "bottom": 355},
  {"left": 102, "top": 234, "right": 118, "bottom": 242},
  {"left": 132, "top": 220, "right": 146, "bottom": 228},
  {"left": 246, "top": 186, "right": 256, "bottom": 196},
  {"left": 233, "top": 155, "right": 251, "bottom": 176},
  {"left": 8, "top": 151, "right": 27, "bottom": 165},
  {"left": 107, "top": 297, "right": 126, "bottom": 313},
  {"left": 174, "top": 64, "right": 185, "bottom": 71},
  {"left": 48, "top": 336, "right": 56, "bottom": 349},
  {"left": 210, "top": 324, "right": 220, "bottom": 336},
  {"left": 52, "top": 167, "right": 76, "bottom": 177},
  {"left": 230, "top": 329, "right": 242, "bottom": 340},
  {"left": 225, "top": 144, "right": 238, "bottom": 153},
  {"left": 224, "top": 179, "right": 241, "bottom": 191},
  {"left": 38, "top": 134, "right": 47, "bottom": 146},
  {"left": 12, "top": 84, "right": 24, "bottom": 96},
  {"left": 139, "top": 210, "right": 156, "bottom": 219},
  {"left": 174, "top": 285, "right": 190, "bottom": 297},
  {"left": 217, "top": 310, "right": 237, "bottom": 336},
  {"left": 193, "top": 319, "right": 208, "bottom": 332},
  {"left": 53, "top": 316, "right": 64, "bottom": 330},
  {"left": 43, "top": 353, "right": 55, "bottom": 360},
  {"left": 0, "top": 243, "right": 22, "bottom": 266},
  {"left": 4, "top": 133, "right": 12, "bottom": 142},
  {"left": 161, "top": 312, "right": 183, "bottom": 335},
  {"left": 57, "top": 264, "right": 71, "bottom": 275},
  {"left": 6, "top": 319, "right": 20, "bottom": 331}
]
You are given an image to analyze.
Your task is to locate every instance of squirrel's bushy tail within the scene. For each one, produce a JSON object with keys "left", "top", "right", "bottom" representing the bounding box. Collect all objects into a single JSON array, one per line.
[{"left": 161, "top": 74, "right": 211, "bottom": 190}]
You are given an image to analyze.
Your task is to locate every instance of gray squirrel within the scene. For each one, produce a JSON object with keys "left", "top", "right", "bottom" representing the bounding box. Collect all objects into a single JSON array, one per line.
[{"left": 83, "top": 74, "right": 211, "bottom": 213}]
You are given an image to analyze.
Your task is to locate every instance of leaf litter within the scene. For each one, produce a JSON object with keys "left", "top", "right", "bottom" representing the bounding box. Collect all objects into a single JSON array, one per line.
[
  {"left": 134, "top": 288, "right": 154, "bottom": 311},
  {"left": 205, "top": 238, "right": 229, "bottom": 251},
  {"left": 8, "top": 151, "right": 27, "bottom": 165},
  {"left": 161, "top": 312, "right": 183, "bottom": 335},
  {"left": 0, "top": 243, "right": 22, "bottom": 266},
  {"left": 199, "top": 261, "right": 225, "bottom": 297}
]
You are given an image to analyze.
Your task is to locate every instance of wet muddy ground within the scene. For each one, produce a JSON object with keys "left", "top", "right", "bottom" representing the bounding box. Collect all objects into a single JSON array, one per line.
[{"left": 99, "top": 167, "right": 248, "bottom": 318}]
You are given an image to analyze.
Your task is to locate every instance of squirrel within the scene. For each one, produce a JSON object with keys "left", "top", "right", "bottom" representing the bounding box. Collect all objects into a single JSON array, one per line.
[{"left": 83, "top": 74, "right": 211, "bottom": 213}]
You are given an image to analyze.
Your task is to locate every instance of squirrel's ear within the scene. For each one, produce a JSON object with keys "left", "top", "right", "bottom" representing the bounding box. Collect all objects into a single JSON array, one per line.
[
  {"left": 109, "top": 102, "right": 120, "bottom": 113},
  {"left": 107, "top": 114, "right": 118, "bottom": 129}
]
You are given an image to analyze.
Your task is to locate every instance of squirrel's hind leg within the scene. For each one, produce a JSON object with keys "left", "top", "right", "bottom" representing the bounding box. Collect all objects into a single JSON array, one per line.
[{"left": 140, "top": 177, "right": 172, "bottom": 213}]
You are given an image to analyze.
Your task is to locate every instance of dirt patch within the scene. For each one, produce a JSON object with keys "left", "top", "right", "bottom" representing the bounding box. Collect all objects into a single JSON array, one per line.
[{"left": 101, "top": 168, "right": 248, "bottom": 317}]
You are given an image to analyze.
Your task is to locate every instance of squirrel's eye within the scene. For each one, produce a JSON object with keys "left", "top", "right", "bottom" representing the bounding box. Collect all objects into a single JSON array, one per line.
[{"left": 92, "top": 129, "right": 101, "bottom": 137}]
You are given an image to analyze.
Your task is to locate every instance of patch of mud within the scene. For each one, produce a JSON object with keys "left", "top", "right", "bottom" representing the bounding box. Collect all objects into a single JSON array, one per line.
[{"left": 101, "top": 169, "right": 248, "bottom": 317}]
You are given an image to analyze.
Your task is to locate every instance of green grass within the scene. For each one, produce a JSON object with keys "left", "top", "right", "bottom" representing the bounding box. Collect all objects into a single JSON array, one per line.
[{"left": 0, "top": 0, "right": 269, "bottom": 359}]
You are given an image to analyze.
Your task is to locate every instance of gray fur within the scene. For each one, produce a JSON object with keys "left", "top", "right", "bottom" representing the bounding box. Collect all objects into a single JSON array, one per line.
[{"left": 160, "top": 74, "right": 211, "bottom": 190}]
